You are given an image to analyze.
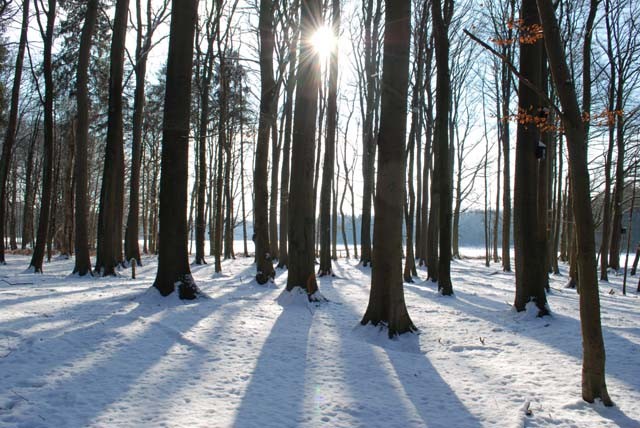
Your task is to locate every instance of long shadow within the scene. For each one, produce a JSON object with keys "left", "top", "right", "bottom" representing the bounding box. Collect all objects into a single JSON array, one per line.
[
  {"left": 592, "top": 402, "right": 640, "bottom": 427},
  {"left": 319, "top": 276, "right": 482, "bottom": 427},
  {"left": 86, "top": 286, "right": 271, "bottom": 426},
  {"left": 233, "top": 302, "right": 312, "bottom": 428},
  {"left": 405, "top": 283, "right": 640, "bottom": 394},
  {"left": 0, "top": 275, "right": 277, "bottom": 427},
  {"left": 0, "top": 281, "right": 119, "bottom": 311}
]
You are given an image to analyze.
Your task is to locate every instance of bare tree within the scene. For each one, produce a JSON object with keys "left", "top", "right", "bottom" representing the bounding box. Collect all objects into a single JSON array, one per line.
[
  {"left": 153, "top": 0, "right": 200, "bottom": 299},
  {"left": 254, "top": 0, "right": 277, "bottom": 283},
  {"left": 72, "top": 0, "right": 98, "bottom": 276},
  {"left": 0, "top": 0, "right": 29, "bottom": 264},
  {"left": 95, "top": 0, "right": 129, "bottom": 276},
  {"left": 28, "top": 0, "right": 56, "bottom": 273},
  {"left": 286, "top": 0, "right": 322, "bottom": 297},
  {"left": 537, "top": 0, "right": 613, "bottom": 406},
  {"left": 361, "top": 0, "right": 416, "bottom": 336},
  {"left": 318, "top": 0, "right": 340, "bottom": 276}
]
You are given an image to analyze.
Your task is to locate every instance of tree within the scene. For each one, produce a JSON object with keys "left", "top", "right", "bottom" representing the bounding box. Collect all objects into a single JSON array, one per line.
[
  {"left": 254, "top": 0, "right": 276, "bottom": 284},
  {"left": 318, "top": 0, "right": 340, "bottom": 276},
  {"left": 94, "top": 0, "right": 129, "bottom": 276},
  {"left": 361, "top": 0, "right": 416, "bottom": 336},
  {"left": 152, "top": 0, "right": 200, "bottom": 299},
  {"left": 72, "top": 0, "right": 98, "bottom": 276},
  {"left": 28, "top": 0, "right": 56, "bottom": 273},
  {"left": 124, "top": 0, "right": 170, "bottom": 268},
  {"left": 193, "top": 2, "right": 217, "bottom": 266},
  {"left": 0, "top": 0, "right": 28, "bottom": 264},
  {"left": 536, "top": 0, "right": 613, "bottom": 406},
  {"left": 358, "top": 0, "right": 382, "bottom": 267},
  {"left": 286, "top": 0, "right": 322, "bottom": 297},
  {"left": 513, "top": 0, "right": 549, "bottom": 315},
  {"left": 432, "top": 0, "right": 454, "bottom": 295},
  {"left": 277, "top": 3, "right": 299, "bottom": 269},
  {"left": 488, "top": 0, "right": 515, "bottom": 272},
  {"left": 404, "top": 0, "right": 429, "bottom": 282}
]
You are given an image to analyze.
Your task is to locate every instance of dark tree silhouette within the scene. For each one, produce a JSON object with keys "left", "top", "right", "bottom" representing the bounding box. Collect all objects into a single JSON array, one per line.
[
  {"left": 361, "top": 0, "right": 416, "bottom": 336},
  {"left": 72, "top": 0, "right": 98, "bottom": 276},
  {"left": 152, "top": 0, "right": 200, "bottom": 299}
]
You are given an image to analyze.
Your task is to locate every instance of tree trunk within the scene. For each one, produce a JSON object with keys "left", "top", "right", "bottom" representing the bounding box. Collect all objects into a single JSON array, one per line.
[
  {"left": 277, "top": 25, "right": 297, "bottom": 268},
  {"left": 537, "top": 0, "right": 612, "bottom": 406},
  {"left": 318, "top": 0, "right": 340, "bottom": 276},
  {"left": 72, "top": 0, "right": 98, "bottom": 276},
  {"left": 29, "top": 0, "right": 56, "bottom": 273},
  {"left": 95, "top": 0, "right": 129, "bottom": 276},
  {"left": 500, "top": 2, "right": 515, "bottom": 272},
  {"left": 513, "top": 0, "right": 548, "bottom": 315},
  {"left": 8, "top": 160, "right": 17, "bottom": 250},
  {"left": 608, "top": 74, "right": 625, "bottom": 271},
  {"left": 362, "top": 0, "right": 415, "bottom": 336},
  {"left": 432, "top": 0, "right": 453, "bottom": 295},
  {"left": 0, "top": 0, "right": 29, "bottom": 263},
  {"left": 359, "top": 0, "right": 382, "bottom": 268},
  {"left": 287, "top": 0, "right": 322, "bottom": 296},
  {"left": 269, "top": 107, "right": 280, "bottom": 261},
  {"left": 194, "top": 33, "right": 214, "bottom": 264},
  {"left": 22, "top": 119, "right": 38, "bottom": 250},
  {"left": 125, "top": 0, "right": 159, "bottom": 268},
  {"left": 254, "top": 0, "right": 277, "bottom": 283},
  {"left": 152, "top": 0, "right": 199, "bottom": 299}
]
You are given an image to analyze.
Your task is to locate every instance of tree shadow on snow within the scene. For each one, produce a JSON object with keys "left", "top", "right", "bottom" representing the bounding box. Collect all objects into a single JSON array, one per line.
[
  {"left": 318, "top": 276, "right": 483, "bottom": 428},
  {"left": 405, "top": 283, "right": 640, "bottom": 396},
  {"left": 233, "top": 302, "right": 312, "bottom": 428}
]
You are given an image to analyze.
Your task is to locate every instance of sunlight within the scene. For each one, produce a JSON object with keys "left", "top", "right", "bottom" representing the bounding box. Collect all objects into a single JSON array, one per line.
[{"left": 310, "top": 25, "right": 337, "bottom": 60}]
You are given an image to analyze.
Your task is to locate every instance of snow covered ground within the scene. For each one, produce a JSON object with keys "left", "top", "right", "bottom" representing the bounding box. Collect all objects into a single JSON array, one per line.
[{"left": 0, "top": 249, "right": 639, "bottom": 428}]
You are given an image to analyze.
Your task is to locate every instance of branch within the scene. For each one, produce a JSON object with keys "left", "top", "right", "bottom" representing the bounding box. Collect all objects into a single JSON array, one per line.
[{"left": 463, "top": 28, "right": 562, "bottom": 117}]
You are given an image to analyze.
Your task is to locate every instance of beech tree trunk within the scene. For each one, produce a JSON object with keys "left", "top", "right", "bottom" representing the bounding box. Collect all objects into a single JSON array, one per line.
[
  {"left": 194, "top": 15, "right": 215, "bottom": 265},
  {"left": 359, "top": 0, "right": 382, "bottom": 267},
  {"left": 432, "top": 0, "right": 453, "bottom": 295},
  {"left": 254, "top": 0, "right": 277, "bottom": 283},
  {"left": 0, "top": 0, "right": 29, "bottom": 264},
  {"left": 95, "top": 0, "right": 129, "bottom": 276},
  {"left": 29, "top": 0, "right": 56, "bottom": 273},
  {"left": 513, "top": 0, "right": 548, "bottom": 314},
  {"left": 153, "top": 0, "right": 199, "bottom": 299},
  {"left": 22, "top": 120, "right": 38, "bottom": 250},
  {"left": 361, "top": 0, "right": 415, "bottom": 337},
  {"left": 537, "top": 0, "right": 613, "bottom": 406},
  {"left": 72, "top": 0, "right": 98, "bottom": 276},
  {"left": 318, "top": 0, "right": 340, "bottom": 276},
  {"left": 125, "top": 0, "right": 164, "bottom": 267},
  {"left": 287, "top": 0, "right": 322, "bottom": 295},
  {"left": 277, "top": 24, "right": 298, "bottom": 268}
]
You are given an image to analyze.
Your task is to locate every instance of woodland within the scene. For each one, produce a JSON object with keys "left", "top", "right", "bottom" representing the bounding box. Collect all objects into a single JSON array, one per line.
[{"left": 0, "top": 0, "right": 639, "bottom": 425}]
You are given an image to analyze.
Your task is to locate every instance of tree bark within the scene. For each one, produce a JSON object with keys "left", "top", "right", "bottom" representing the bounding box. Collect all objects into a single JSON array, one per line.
[
  {"left": 432, "top": 0, "right": 453, "bottom": 295},
  {"left": 254, "top": 0, "right": 277, "bottom": 283},
  {"left": 29, "top": 0, "right": 56, "bottom": 273},
  {"left": 72, "top": 0, "right": 98, "bottom": 276},
  {"left": 361, "top": 0, "right": 415, "bottom": 337},
  {"left": 277, "top": 24, "right": 298, "bottom": 268},
  {"left": 513, "top": 0, "right": 548, "bottom": 314},
  {"left": 537, "top": 0, "right": 613, "bottom": 406},
  {"left": 153, "top": 0, "right": 199, "bottom": 299},
  {"left": 359, "top": 0, "right": 382, "bottom": 267},
  {"left": 287, "top": 0, "right": 322, "bottom": 296},
  {"left": 0, "top": 0, "right": 29, "bottom": 264},
  {"left": 95, "top": 0, "right": 129, "bottom": 276},
  {"left": 318, "top": 0, "right": 340, "bottom": 276}
]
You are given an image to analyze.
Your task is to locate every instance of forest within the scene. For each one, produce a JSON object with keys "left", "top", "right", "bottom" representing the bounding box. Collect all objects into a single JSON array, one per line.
[{"left": 0, "top": 0, "right": 639, "bottom": 426}]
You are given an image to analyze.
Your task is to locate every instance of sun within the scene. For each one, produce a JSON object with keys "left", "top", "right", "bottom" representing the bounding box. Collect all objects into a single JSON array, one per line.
[{"left": 310, "top": 25, "right": 337, "bottom": 60}]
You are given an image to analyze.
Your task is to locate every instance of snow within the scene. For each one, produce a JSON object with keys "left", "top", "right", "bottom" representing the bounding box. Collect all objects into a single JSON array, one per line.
[{"left": 1, "top": 250, "right": 639, "bottom": 427}]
